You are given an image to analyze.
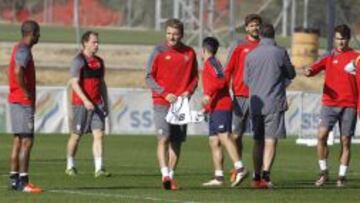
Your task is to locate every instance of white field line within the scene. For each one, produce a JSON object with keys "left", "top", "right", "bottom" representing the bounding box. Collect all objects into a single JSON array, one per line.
[
  {"left": 0, "top": 185, "right": 200, "bottom": 203},
  {"left": 49, "top": 189, "right": 201, "bottom": 203}
]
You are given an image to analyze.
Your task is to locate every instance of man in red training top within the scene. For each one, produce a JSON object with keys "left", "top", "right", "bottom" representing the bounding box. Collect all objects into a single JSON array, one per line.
[
  {"left": 201, "top": 37, "right": 248, "bottom": 187},
  {"left": 8, "top": 20, "right": 43, "bottom": 193},
  {"left": 145, "top": 18, "right": 198, "bottom": 190},
  {"left": 304, "top": 24, "right": 359, "bottom": 187},
  {"left": 65, "top": 31, "right": 111, "bottom": 178},
  {"left": 225, "top": 14, "right": 263, "bottom": 180}
]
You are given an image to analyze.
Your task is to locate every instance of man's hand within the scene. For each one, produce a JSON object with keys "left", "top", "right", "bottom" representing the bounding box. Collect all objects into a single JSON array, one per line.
[
  {"left": 84, "top": 99, "right": 95, "bottom": 110},
  {"left": 181, "top": 91, "right": 190, "bottom": 97},
  {"left": 165, "top": 93, "right": 177, "bottom": 103},
  {"left": 303, "top": 67, "right": 312, "bottom": 77},
  {"left": 201, "top": 95, "right": 210, "bottom": 107}
]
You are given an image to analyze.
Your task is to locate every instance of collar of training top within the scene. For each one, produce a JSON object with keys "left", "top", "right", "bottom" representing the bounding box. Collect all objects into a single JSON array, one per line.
[{"left": 259, "top": 38, "right": 276, "bottom": 46}]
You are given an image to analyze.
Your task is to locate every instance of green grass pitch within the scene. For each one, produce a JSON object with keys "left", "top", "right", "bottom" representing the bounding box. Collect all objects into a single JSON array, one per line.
[{"left": 1, "top": 134, "right": 360, "bottom": 203}]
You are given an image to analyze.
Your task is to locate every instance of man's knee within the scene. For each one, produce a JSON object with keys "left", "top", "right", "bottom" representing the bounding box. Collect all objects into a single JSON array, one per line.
[
  {"left": 209, "top": 137, "right": 221, "bottom": 149},
  {"left": 158, "top": 136, "right": 170, "bottom": 146},
  {"left": 341, "top": 136, "right": 352, "bottom": 148},
  {"left": 92, "top": 130, "right": 104, "bottom": 140},
  {"left": 21, "top": 137, "right": 34, "bottom": 149},
  {"left": 318, "top": 127, "right": 330, "bottom": 142}
]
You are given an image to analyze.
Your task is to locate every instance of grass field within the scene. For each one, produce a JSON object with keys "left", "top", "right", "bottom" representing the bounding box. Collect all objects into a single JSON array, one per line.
[
  {"left": 0, "top": 22, "right": 339, "bottom": 49},
  {"left": 1, "top": 135, "right": 360, "bottom": 203}
]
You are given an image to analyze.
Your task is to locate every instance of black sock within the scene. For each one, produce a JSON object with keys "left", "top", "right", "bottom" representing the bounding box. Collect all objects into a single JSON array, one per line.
[
  {"left": 262, "top": 171, "right": 271, "bottom": 182},
  {"left": 9, "top": 173, "right": 19, "bottom": 189},
  {"left": 19, "top": 175, "right": 29, "bottom": 185},
  {"left": 253, "top": 173, "right": 261, "bottom": 181},
  {"left": 10, "top": 173, "right": 19, "bottom": 180}
]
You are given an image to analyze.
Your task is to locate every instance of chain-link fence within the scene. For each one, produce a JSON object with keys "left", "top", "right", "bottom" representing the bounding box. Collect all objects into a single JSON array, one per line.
[{"left": 1, "top": 0, "right": 360, "bottom": 47}]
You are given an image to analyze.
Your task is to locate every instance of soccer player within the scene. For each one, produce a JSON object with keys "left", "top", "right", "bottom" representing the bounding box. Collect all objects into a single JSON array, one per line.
[
  {"left": 244, "top": 24, "right": 296, "bottom": 188},
  {"left": 225, "top": 14, "right": 262, "bottom": 180},
  {"left": 201, "top": 37, "right": 248, "bottom": 187},
  {"left": 8, "top": 20, "right": 43, "bottom": 193},
  {"left": 145, "top": 18, "right": 198, "bottom": 190},
  {"left": 304, "top": 24, "right": 358, "bottom": 187},
  {"left": 65, "top": 31, "right": 111, "bottom": 178}
]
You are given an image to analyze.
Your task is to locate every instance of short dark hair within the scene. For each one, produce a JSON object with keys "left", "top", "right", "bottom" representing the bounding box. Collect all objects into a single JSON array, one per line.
[
  {"left": 334, "top": 24, "right": 351, "bottom": 39},
  {"left": 202, "top": 37, "right": 219, "bottom": 55},
  {"left": 21, "top": 20, "right": 40, "bottom": 37},
  {"left": 245, "top": 14, "right": 262, "bottom": 26},
  {"left": 165, "top": 18, "right": 184, "bottom": 35},
  {"left": 260, "top": 24, "right": 275, "bottom": 38},
  {"left": 81, "top": 31, "right": 98, "bottom": 46}
]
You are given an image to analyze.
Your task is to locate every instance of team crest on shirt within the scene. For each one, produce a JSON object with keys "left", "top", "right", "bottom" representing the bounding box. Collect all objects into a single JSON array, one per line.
[
  {"left": 332, "top": 60, "right": 338, "bottom": 64},
  {"left": 165, "top": 55, "right": 171, "bottom": 60},
  {"left": 184, "top": 55, "right": 190, "bottom": 61},
  {"left": 244, "top": 48, "right": 249, "bottom": 52}
]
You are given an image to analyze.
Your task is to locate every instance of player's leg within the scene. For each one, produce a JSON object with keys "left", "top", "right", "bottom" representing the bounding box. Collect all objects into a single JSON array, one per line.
[
  {"left": 153, "top": 105, "right": 172, "bottom": 190},
  {"left": 203, "top": 117, "right": 224, "bottom": 187},
  {"left": 66, "top": 133, "right": 81, "bottom": 175},
  {"left": 215, "top": 111, "right": 247, "bottom": 187},
  {"left": 336, "top": 107, "right": 356, "bottom": 187},
  {"left": 315, "top": 106, "right": 337, "bottom": 186},
  {"left": 261, "top": 112, "right": 286, "bottom": 188},
  {"left": 232, "top": 96, "right": 249, "bottom": 159},
  {"left": 168, "top": 125, "right": 186, "bottom": 190},
  {"left": 251, "top": 114, "right": 265, "bottom": 188},
  {"left": 66, "top": 105, "right": 87, "bottom": 176},
  {"left": 10, "top": 104, "right": 42, "bottom": 193},
  {"left": 9, "top": 135, "right": 21, "bottom": 190},
  {"left": 18, "top": 135, "right": 34, "bottom": 188},
  {"left": 261, "top": 138, "right": 277, "bottom": 187},
  {"left": 92, "top": 105, "right": 110, "bottom": 177},
  {"left": 17, "top": 134, "right": 42, "bottom": 193},
  {"left": 202, "top": 136, "right": 224, "bottom": 186}
]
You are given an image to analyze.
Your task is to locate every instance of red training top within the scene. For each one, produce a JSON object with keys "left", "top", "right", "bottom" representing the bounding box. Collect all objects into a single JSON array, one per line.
[
  {"left": 225, "top": 35, "right": 259, "bottom": 97},
  {"left": 8, "top": 42, "right": 36, "bottom": 105},
  {"left": 145, "top": 43, "right": 198, "bottom": 106},
  {"left": 308, "top": 48, "right": 358, "bottom": 108},
  {"left": 202, "top": 56, "right": 232, "bottom": 113},
  {"left": 71, "top": 53, "right": 105, "bottom": 105}
]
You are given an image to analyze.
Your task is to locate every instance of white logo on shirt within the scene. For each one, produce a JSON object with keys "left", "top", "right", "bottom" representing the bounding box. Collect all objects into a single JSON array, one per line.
[
  {"left": 244, "top": 48, "right": 249, "bottom": 52},
  {"left": 165, "top": 55, "right": 171, "bottom": 60},
  {"left": 332, "top": 60, "right": 338, "bottom": 64},
  {"left": 184, "top": 55, "right": 190, "bottom": 61},
  {"left": 218, "top": 125, "right": 224, "bottom": 129}
]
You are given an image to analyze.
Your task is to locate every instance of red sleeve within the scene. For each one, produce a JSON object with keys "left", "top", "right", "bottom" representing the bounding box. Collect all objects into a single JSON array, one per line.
[
  {"left": 309, "top": 55, "right": 328, "bottom": 76},
  {"left": 185, "top": 51, "right": 199, "bottom": 94},
  {"left": 224, "top": 48, "right": 238, "bottom": 81},
  {"left": 202, "top": 66, "right": 215, "bottom": 97},
  {"left": 202, "top": 62, "right": 226, "bottom": 97}
]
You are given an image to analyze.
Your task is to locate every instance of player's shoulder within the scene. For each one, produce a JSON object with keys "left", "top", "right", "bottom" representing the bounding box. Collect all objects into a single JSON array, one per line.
[
  {"left": 16, "top": 43, "right": 31, "bottom": 55},
  {"left": 71, "top": 52, "right": 86, "bottom": 67},
  {"left": 229, "top": 38, "right": 250, "bottom": 53},
  {"left": 153, "top": 44, "right": 169, "bottom": 53}
]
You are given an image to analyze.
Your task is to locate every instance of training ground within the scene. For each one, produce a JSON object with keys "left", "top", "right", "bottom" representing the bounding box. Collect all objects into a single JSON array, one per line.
[{"left": 1, "top": 134, "right": 360, "bottom": 203}]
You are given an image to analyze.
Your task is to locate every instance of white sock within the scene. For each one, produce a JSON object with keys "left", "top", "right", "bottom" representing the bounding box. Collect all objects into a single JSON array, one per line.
[
  {"left": 19, "top": 172, "right": 28, "bottom": 177},
  {"left": 215, "top": 170, "right": 224, "bottom": 177},
  {"left": 160, "top": 167, "right": 169, "bottom": 178},
  {"left": 234, "top": 161, "right": 244, "bottom": 170},
  {"left": 67, "top": 157, "right": 75, "bottom": 170},
  {"left": 169, "top": 169, "right": 174, "bottom": 179},
  {"left": 338, "top": 164, "right": 348, "bottom": 177},
  {"left": 94, "top": 157, "right": 103, "bottom": 172},
  {"left": 10, "top": 171, "right": 18, "bottom": 175},
  {"left": 319, "top": 160, "right": 327, "bottom": 171}
]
